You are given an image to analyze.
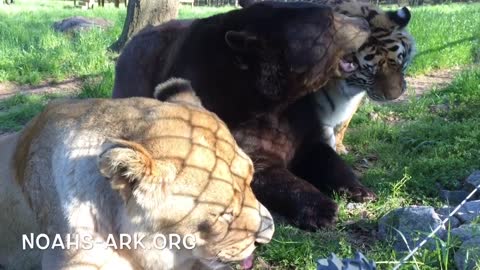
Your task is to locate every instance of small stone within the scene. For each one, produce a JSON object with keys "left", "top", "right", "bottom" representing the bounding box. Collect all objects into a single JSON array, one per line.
[
  {"left": 451, "top": 224, "right": 480, "bottom": 243},
  {"left": 454, "top": 238, "right": 480, "bottom": 270},
  {"left": 466, "top": 171, "right": 480, "bottom": 191},
  {"left": 369, "top": 112, "right": 379, "bottom": 121},
  {"left": 429, "top": 103, "right": 450, "bottom": 114},
  {"left": 439, "top": 190, "right": 470, "bottom": 205},
  {"left": 346, "top": 203, "right": 363, "bottom": 210},
  {"left": 436, "top": 207, "right": 461, "bottom": 229},
  {"left": 378, "top": 206, "right": 445, "bottom": 252},
  {"left": 53, "top": 16, "right": 112, "bottom": 33},
  {"left": 455, "top": 200, "right": 480, "bottom": 224}
]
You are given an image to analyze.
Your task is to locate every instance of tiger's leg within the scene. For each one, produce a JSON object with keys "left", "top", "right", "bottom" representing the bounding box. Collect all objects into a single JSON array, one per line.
[
  {"left": 251, "top": 157, "right": 338, "bottom": 231},
  {"left": 292, "top": 141, "right": 376, "bottom": 202},
  {"left": 334, "top": 95, "right": 363, "bottom": 154},
  {"left": 322, "top": 125, "right": 336, "bottom": 151},
  {"left": 334, "top": 117, "right": 352, "bottom": 155}
]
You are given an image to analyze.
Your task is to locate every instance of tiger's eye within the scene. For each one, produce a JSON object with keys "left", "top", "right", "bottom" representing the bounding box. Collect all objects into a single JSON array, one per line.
[{"left": 364, "top": 54, "right": 375, "bottom": 61}]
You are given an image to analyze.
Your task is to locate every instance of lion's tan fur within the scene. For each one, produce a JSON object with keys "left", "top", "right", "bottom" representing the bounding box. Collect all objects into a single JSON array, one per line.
[{"left": 0, "top": 98, "right": 273, "bottom": 270}]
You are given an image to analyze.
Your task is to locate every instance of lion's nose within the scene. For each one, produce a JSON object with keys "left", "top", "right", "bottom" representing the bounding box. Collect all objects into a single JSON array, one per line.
[{"left": 255, "top": 204, "right": 275, "bottom": 244}]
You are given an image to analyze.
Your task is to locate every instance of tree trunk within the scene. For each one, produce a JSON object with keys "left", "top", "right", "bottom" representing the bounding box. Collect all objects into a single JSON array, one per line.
[{"left": 110, "top": 0, "right": 179, "bottom": 52}]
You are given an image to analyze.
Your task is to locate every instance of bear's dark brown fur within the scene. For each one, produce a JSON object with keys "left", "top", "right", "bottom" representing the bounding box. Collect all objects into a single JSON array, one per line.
[{"left": 113, "top": 2, "right": 372, "bottom": 230}]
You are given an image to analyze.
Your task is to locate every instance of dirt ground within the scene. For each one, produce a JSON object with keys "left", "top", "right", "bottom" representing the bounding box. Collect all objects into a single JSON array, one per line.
[
  {"left": 398, "top": 66, "right": 463, "bottom": 102},
  {"left": 0, "top": 78, "right": 83, "bottom": 100}
]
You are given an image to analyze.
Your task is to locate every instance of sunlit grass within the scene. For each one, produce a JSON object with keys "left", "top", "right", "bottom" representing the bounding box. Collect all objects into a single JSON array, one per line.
[
  {"left": 407, "top": 3, "right": 480, "bottom": 75},
  {"left": 1, "top": 1, "right": 479, "bottom": 84},
  {"left": 0, "top": 0, "right": 233, "bottom": 85},
  {"left": 0, "top": 0, "right": 124, "bottom": 84}
]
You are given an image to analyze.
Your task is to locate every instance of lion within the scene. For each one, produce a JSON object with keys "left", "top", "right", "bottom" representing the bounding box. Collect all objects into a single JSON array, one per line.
[{"left": 0, "top": 96, "right": 274, "bottom": 270}]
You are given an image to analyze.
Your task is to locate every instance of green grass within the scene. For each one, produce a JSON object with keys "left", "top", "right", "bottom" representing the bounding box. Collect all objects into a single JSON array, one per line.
[
  {"left": 0, "top": 0, "right": 234, "bottom": 85},
  {"left": 179, "top": 5, "right": 234, "bottom": 18},
  {"left": 252, "top": 67, "right": 480, "bottom": 269},
  {"left": 1, "top": 1, "right": 480, "bottom": 269},
  {"left": 1, "top": 1, "right": 478, "bottom": 84},
  {"left": 349, "top": 68, "right": 480, "bottom": 199},
  {"left": 407, "top": 4, "right": 480, "bottom": 75},
  {"left": 0, "top": 93, "right": 65, "bottom": 131},
  {"left": 0, "top": 0, "right": 125, "bottom": 84}
]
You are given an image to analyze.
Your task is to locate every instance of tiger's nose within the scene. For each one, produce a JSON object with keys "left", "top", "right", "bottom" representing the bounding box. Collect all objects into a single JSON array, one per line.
[{"left": 255, "top": 204, "right": 275, "bottom": 244}]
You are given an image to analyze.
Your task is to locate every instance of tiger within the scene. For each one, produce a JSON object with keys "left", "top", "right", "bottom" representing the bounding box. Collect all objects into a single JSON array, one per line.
[{"left": 240, "top": 0, "right": 416, "bottom": 154}]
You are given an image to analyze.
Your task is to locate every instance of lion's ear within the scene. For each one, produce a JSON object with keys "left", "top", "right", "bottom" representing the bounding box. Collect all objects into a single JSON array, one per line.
[
  {"left": 154, "top": 78, "right": 203, "bottom": 107},
  {"left": 98, "top": 138, "right": 175, "bottom": 201}
]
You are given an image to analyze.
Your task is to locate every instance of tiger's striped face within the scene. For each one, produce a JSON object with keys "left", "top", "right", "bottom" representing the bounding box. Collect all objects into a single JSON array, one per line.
[{"left": 345, "top": 7, "right": 416, "bottom": 101}]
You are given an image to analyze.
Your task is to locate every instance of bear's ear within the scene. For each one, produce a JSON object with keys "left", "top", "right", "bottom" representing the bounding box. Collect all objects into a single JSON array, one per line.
[
  {"left": 225, "top": 31, "right": 261, "bottom": 52},
  {"left": 386, "top": 7, "right": 411, "bottom": 28},
  {"left": 98, "top": 138, "right": 176, "bottom": 202}
]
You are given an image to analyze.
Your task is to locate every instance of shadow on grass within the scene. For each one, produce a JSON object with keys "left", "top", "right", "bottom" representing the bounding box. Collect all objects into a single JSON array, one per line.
[{"left": 415, "top": 36, "right": 478, "bottom": 58}]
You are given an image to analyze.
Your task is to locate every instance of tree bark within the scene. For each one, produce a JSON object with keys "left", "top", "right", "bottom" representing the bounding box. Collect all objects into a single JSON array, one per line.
[{"left": 110, "top": 0, "right": 179, "bottom": 52}]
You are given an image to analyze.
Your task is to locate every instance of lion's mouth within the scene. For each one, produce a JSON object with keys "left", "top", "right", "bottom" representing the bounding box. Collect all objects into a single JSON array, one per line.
[{"left": 240, "top": 254, "right": 255, "bottom": 269}]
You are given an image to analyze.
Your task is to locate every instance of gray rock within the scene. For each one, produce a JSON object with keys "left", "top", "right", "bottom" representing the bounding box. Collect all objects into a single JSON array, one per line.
[
  {"left": 451, "top": 224, "right": 480, "bottom": 243},
  {"left": 466, "top": 171, "right": 480, "bottom": 193},
  {"left": 455, "top": 200, "right": 480, "bottom": 224},
  {"left": 440, "top": 190, "right": 470, "bottom": 205},
  {"left": 436, "top": 207, "right": 462, "bottom": 229},
  {"left": 378, "top": 206, "right": 445, "bottom": 252},
  {"left": 454, "top": 238, "right": 480, "bottom": 270},
  {"left": 53, "top": 16, "right": 112, "bottom": 33}
]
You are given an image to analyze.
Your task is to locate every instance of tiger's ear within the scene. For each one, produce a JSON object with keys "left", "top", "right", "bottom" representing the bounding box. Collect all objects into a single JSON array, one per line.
[
  {"left": 386, "top": 7, "right": 411, "bottom": 28},
  {"left": 98, "top": 138, "right": 176, "bottom": 202}
]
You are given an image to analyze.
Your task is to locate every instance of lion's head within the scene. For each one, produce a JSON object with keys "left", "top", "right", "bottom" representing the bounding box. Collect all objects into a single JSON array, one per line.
[{"left": 94, "top": 100, "right": 274, "bottom": 265}]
